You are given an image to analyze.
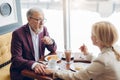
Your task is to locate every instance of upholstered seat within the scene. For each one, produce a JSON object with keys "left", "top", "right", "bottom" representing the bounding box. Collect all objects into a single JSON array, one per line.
[{"left": 0, "top": 32, "right": 12, "bottom": 80}]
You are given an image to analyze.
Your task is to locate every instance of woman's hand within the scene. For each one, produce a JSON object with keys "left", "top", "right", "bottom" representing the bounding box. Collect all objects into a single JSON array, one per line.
[
  {"left": 45, "top": 69, "right": 54, "bottom": 75},
  {"left": 79, "top": 44, "right": 88, "bottom": 55}
]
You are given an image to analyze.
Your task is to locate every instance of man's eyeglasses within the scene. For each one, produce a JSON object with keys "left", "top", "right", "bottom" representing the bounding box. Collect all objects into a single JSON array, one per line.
[{"left": 30, "top": 17, "right": 47, "bottom": 23}]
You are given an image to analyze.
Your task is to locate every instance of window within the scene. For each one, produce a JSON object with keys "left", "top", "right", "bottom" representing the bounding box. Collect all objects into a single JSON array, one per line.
[
  {"left": 20, "top": 0, "right": 64, "bottom": 53},
  {"left": 20, "top": 0, "right": 120, "bottom": 56},
  {"left": 70, "top": 0, "right": 120, "bottom": 56}
]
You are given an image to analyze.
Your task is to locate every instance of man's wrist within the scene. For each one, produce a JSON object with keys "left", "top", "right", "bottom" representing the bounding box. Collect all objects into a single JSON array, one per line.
[{"left": 31, "top": 62, "right": 39, "bottom": 70}]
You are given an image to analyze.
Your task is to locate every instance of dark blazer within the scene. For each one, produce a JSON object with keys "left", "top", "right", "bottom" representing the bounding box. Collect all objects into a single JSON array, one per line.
[{"left": 10, "top": 24, "right": 57, "bottom": 80}]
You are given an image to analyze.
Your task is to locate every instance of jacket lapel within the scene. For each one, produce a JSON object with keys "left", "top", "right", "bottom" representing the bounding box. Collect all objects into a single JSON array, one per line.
[
  {"left": 25, "top": 24, "right": 35, "bottom": 58},
  {"left": 39, "top": 27, "right": 45, "bottom": 57}
]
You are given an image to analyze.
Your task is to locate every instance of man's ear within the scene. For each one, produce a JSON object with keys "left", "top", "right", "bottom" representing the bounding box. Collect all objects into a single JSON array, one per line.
[
  {"left": 40, "top": 21, "right": 43, "bottom": 25},
  {"left": 27, "top": 17, "right": 30, "bottom": 22}
]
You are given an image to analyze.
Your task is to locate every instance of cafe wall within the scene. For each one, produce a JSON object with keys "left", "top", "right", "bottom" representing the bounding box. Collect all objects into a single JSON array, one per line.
[{"left": 0, "top": 0, "right": 22, "bottom": 35}]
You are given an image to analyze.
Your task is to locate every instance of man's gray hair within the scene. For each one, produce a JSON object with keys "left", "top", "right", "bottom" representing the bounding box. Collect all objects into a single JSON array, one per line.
[{"left": 26, "top": 7, "right": 44, "bottom": 18}]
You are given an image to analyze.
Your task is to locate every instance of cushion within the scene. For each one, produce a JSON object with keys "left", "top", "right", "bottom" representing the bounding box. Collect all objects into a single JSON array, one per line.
[{"left": 0, "top": 32, "right": 12, "bottom": 80}]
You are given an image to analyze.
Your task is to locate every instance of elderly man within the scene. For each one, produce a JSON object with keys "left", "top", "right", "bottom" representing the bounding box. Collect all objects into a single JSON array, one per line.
[{"left": 10, "top": 7, "right": 57, "bottom": 80}]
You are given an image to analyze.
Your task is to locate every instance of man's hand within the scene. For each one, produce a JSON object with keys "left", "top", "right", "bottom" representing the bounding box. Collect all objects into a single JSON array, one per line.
[
  {"left": 41, "top": 36, "right": 53, "bottom": 45},
  {"left": 33, "top": 64, "right": 46, "bottom": 75}
]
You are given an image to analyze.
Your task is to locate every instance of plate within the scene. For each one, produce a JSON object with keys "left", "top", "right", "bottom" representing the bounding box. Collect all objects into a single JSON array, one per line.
[
  {"left": 45, "top": 55, "right": 60, "bottom": 61},
  {"left": 46, "top": 65, "right": 60, "bottom": 70},
  {"left": 70, "top": 63, "right": 85, "bottom": 72}
]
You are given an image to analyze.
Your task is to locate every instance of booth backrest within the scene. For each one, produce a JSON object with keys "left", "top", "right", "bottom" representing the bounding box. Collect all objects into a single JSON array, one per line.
[{"left": 0, "top": 32, "right": 12, "bottom": 80}]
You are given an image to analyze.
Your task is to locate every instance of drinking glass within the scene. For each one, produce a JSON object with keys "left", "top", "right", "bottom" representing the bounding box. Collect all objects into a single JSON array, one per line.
[{"left": 64, "top": 50, "right": 72, "bottom": 63}]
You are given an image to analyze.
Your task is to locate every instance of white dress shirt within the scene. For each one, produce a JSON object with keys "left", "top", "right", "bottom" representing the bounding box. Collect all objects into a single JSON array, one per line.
[{"left": 29, "top": 26, "right": 43, "bottom": 69}]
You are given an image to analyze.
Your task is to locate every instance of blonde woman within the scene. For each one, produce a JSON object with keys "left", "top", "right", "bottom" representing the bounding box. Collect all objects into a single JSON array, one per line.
[{"left": 46, "top": 21, "right": 120, "bottom": 80}]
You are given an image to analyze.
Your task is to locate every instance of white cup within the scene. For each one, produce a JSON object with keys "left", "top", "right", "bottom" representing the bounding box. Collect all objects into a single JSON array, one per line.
[{"left": 48, "top": 59, "right": 57, "bottom": 69}]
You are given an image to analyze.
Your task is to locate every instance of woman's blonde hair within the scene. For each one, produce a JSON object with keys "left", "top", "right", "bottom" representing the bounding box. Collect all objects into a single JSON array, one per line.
[{"left": 92, "top": 21, "right": 120, "bottom": 61}]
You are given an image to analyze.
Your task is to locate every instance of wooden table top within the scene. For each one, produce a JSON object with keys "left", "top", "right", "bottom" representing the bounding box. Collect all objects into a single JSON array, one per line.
[
  {"left": 21, "top": 53, "right": 91, "bottom": 80},
  {"left": 21, "top": 69, "right": 53, "bottom": 80}
]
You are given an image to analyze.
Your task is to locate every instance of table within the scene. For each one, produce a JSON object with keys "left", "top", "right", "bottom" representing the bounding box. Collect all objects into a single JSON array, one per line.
[
  {"left": 21, "top": 53, "right": 91, "bottom": 80},
  {"left": 21, "top": 69, "right": 53, "bottom": 80},
  {"left": 21, "top": 60, "right": 90, "bottom": 80}
]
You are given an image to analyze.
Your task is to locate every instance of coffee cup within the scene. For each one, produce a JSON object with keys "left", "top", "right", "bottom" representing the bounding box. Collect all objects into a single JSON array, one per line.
[{"left": 47, "top": 59, "right": 57, "bottom": 69}]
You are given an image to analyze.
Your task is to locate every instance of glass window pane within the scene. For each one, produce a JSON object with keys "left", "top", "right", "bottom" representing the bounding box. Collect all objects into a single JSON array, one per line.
[
  {"left": 20, "top": 0, "right": 64, "bottom": 53},
  {"left": 70, "top": 0, "right": 120, "bottom": 56}
]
